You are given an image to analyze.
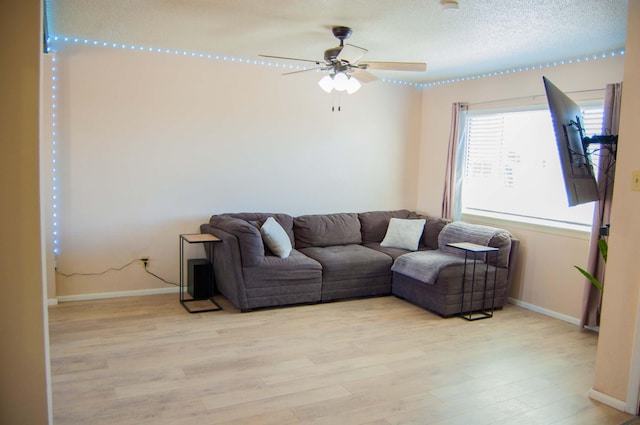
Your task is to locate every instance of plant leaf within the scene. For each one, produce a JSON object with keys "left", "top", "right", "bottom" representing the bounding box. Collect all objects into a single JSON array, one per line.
[
  {"left": 598, "top": 239, "right": 608, "bottom": 262},
  {"left": 574, "top": 265, "right": 604, "bottom": 292}
]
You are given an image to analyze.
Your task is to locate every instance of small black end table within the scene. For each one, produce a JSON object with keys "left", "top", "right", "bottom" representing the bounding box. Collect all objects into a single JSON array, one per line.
[
  {"left": 179, "top": 233, "right": 223, "bottom": 313},
  {"left": 446, "top": 242, "right": 499, "bottom": 321}
]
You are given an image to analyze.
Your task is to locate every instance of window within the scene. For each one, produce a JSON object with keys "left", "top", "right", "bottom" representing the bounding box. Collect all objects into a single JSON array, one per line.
[{"left": 460, "top": 104, "right": 604, "bottom": 228}]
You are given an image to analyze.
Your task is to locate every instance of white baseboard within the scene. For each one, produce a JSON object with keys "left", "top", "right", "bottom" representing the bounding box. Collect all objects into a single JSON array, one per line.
[
  {"left": 55, "top": 286, "right": 180, "bottom": 303},
  {"left": 506, "top": 299, "right": 630, "bottom": 413},
  {"left": 588, "top": 388, "right": 628, "bottom": 412},
  {"left": 47, "top": 298, "right": 59, "bottom": 306},
  {"left": 507, "top": 297, "right": 581, "bottom": 326}
]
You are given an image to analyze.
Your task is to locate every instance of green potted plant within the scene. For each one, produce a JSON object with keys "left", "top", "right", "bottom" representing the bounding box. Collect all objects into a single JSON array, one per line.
[{"left": 574, "top": 238, "right": 608, "bottom": 292}]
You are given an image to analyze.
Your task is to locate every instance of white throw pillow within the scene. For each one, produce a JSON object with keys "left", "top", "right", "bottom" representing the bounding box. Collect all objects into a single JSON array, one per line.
[
  {"left": 380, "top": 218, "right": 426, "bottom": 251},
  {"left": 261, "top": 217, "right": 292, "bottom": 258}
]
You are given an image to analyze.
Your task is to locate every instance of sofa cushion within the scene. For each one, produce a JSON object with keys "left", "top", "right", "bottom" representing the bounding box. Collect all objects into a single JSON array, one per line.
[
  {"left": 299, "top": 244, "right": 392, "bottom": 282},
  {"left": 364, "top": 242, "right": 428, "bottom": 260},
  {"left": 260, "top": 217, "right": 292, "bottom": 259},
  {"left": 294, "top": 213, "right": 362, "bottom": 248},
  {"left": 380, "top": 218, "right": 426, "bottom": 251},
  {"left": 358, "top": 210, "right": 413, "bottom": 243},
  {"left": 242, "top": 250, "right": 322, "bottom": 289},
  {"left": 422, "top": 216, "right": 452, "bottom": 249}
]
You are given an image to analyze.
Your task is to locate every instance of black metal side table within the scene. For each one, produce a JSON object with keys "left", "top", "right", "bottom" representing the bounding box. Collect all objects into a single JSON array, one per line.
[
  {"left": 179, "top": 233, "right": 223, "bottom": 313},
  {"left": 446, "top": 242, "right": 499, "bottom": 321}
]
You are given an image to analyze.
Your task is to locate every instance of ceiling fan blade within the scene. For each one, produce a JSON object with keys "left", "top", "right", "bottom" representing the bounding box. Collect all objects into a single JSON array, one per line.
[
  {"left": 337, "top": 43, "right": 368, "bottom": 65},
  {"left": 362, "top": 61, "right": 427, "bottom": 72},
  {"left": 259, "top": 54, "right": 322, "bottom": 65},
  {"left": 282, "top": 67, "right": 324, "bottom": 76},
  {"left": 351, "top": 69, "right": 379, "bottom": 83}
]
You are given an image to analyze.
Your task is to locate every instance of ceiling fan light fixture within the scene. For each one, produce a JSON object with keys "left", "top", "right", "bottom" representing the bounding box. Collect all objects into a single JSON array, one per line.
[
  {"left": 267, "top": 26, "right": 426, "bottom": 95},
  {"left": 318, "top": 72, "right": 362, "bottom": 94}
]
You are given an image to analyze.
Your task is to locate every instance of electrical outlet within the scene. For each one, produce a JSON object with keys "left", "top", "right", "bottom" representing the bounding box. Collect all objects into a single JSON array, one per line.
[{"left": 633, "top": 171, "right": 640, "bottom": 191}]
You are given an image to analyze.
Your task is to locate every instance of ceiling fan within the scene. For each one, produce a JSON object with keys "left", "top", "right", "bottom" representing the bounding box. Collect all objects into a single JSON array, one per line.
[{"left": 260, "top": 26, "right": 427, "bottom": 94}]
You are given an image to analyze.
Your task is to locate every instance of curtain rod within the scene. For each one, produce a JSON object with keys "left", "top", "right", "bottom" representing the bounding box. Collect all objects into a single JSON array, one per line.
[{"left": 468, "top": 87, "right": 605, "bottom": 107}]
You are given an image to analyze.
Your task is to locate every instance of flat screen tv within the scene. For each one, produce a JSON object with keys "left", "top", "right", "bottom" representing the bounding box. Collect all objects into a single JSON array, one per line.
[{"left": 543, "top": 77, "right": 601, "bottom": 207}]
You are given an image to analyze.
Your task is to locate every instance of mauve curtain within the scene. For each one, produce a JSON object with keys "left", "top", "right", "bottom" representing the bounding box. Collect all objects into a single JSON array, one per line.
[
  {"left": 580, "top": 83, "right": 622, "bottom": 328},
  {"left": 442, "top": 102, "right": 468, "bottom": 220}
]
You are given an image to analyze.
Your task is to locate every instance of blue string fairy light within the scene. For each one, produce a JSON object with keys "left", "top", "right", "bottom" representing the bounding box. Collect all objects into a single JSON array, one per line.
[
  {"left": 47, "top": 35, "right": 624, "bottom": 91},
  {"left": 50, "top": 54, "right": 60, "bottom": 255},
  {"left": 420, "top": 49, "right": 625, "bottom": 89}
]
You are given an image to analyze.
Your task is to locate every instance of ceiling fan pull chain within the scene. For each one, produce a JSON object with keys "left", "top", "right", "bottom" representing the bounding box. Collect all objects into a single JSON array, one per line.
[{"left": 330, "top": 91, "right": 343, "bottom": 112}]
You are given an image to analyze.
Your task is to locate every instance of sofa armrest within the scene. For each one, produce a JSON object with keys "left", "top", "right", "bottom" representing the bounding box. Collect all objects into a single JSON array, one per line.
[
  {"left": 207, "top": 216, "right": 265, "bottom": 267},
  {"left": 438, "top": 221, "right": 512, "bottom": 267},
  {"left": 200, "top": 224, "right": 249, "bottom": 310}
]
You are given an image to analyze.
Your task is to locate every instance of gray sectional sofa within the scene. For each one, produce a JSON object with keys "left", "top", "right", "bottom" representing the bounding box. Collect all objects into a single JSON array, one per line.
[{"left": 200, "top": 210, "right": 519, "bottom": 316}]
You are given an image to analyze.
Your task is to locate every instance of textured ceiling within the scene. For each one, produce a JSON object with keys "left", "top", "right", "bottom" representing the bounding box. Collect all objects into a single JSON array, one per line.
[{"left": 45, "top": 0, "right": 628, "bottom": 83}]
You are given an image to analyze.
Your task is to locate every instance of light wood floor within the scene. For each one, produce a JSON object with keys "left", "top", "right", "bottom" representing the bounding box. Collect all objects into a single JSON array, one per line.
[{"left": 49, "top": 294, "right": 635, "bottom": 425}]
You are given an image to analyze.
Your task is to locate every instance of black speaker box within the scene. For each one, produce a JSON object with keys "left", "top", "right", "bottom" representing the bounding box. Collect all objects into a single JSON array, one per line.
[{"left": 187, "top": 259, "right": 212, "bottom": 300}]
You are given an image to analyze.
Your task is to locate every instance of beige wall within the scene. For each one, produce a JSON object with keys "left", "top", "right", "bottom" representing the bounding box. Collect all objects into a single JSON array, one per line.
[
  {"left": 417, "top": 56, "right": 625, "bottom": 322},
  {"left": 594, "top": 0, "right": 640, "bottom": 407},
  {"left": 49, "top": 46, "right": 423, "bottom": 298},
  {"left": 0, "top": 1, "right": 51, "bottom": 424}
]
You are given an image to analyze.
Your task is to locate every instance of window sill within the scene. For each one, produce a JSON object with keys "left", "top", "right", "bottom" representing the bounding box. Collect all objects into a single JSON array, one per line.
[{"left": 461, "top": 210, "right": 592, "bottom": 240}]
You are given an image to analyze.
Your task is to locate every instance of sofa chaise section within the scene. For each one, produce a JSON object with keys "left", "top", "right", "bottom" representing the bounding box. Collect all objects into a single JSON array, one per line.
[{"left": 391, "top": 222, "right": 520, "bottom": 317}]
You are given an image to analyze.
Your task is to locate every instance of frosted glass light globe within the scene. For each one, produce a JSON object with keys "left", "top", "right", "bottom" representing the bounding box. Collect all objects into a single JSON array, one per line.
[
  {"left": 318, "top": 75, "right": 334, "bottom": 93},
  {"left": 333, "top": 72, "right": 348, "bottom": 91},
  {"left": 346, "top": 76, "right": 361, "bottom": 94}
]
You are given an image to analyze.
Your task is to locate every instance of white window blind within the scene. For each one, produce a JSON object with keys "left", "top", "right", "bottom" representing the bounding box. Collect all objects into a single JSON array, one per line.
[{"left": 461, "top": 105, "right": 604, "bottom": 227}]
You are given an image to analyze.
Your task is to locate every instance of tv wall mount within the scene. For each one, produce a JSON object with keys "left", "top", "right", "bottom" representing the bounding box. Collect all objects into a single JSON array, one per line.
[{"left": 568, "top": 116, "right": 618, "bottom": 160}]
